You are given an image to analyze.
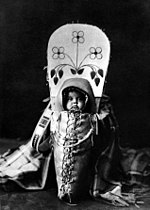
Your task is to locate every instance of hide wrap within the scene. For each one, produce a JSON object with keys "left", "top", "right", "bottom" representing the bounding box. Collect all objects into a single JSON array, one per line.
[
  {"left": 49, "top": 78, "right": 97, "bottom": 203},
  {"left": 52, "top": 111, "right": 95, "bottom": 202}
]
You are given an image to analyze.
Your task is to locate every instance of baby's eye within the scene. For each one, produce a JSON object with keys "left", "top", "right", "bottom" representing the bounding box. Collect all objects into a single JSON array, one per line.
[
  {"left": 68, "top": 97, "right": 73, "bottom": 101},
  {"left": 78, "top": 97, "right": 83, "bottom": 102}
]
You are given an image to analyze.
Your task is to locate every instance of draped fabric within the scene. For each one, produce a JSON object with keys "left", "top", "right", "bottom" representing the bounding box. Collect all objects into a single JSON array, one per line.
[{"left": 0, "top": 142, "right": 52, "bottom": 190}]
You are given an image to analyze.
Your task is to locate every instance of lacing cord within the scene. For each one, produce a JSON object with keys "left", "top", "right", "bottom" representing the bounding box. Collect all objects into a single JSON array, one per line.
[
  {"left": 55, "top": 110, "right": 95, "bottom": 148},
  {"left": 54, "top": 128, "right": 94, "bottom": 148},
  {"left": 59, "top": 109, "right": 91, "bottom": 195}
]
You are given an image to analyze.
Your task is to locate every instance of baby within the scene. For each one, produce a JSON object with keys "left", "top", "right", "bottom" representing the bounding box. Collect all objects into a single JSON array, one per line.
[
  {"left": 51, "top": 85, "right": 96, "bottom": 205},
  {"left": 63, "top": 87, "right": 87, "bottom": 111}
]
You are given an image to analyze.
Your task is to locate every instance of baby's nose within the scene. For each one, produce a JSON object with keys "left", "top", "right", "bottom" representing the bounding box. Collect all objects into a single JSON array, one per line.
[{"left": 72, "top": 98, "right": 77, "bottom": 104}]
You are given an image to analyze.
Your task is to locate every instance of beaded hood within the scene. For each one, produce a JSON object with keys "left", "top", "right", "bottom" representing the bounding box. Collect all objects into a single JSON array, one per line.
[{"left": 54, "top": 78, "right": 96, "bottom": 113}]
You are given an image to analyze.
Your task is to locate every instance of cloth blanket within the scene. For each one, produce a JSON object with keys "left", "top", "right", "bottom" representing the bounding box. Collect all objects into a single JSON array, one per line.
[{"left": 0, "top": 142, "right": 52, "bottom": 190}]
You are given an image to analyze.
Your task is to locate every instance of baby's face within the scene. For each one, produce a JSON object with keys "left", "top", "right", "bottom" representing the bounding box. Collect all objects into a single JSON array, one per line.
[{"left": 66, "top": 91, "right": 85, "bottom": 111}]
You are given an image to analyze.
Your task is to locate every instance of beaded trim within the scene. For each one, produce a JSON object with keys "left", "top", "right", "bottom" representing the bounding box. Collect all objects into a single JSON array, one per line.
[{"left": 60, "top": 109, "right": 82, "bottom": 195}]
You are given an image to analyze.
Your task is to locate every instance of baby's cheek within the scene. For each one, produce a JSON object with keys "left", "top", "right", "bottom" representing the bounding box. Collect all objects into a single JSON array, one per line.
[
  {"left": 66, "top": 102, "right": 71, "bottom": 109},
  {"left": 79, "top": 102, "right": 84, "bottom": 109}
]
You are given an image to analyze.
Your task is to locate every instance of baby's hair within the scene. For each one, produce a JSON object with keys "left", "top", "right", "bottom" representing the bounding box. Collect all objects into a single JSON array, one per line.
[{"left": 62, "top": 87, "right": 88, "bottom": 111}]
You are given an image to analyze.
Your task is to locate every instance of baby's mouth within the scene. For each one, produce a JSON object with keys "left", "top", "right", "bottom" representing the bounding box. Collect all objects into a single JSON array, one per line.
[{"left": 70, "top": 105, "right": 79, "bottom": 111}]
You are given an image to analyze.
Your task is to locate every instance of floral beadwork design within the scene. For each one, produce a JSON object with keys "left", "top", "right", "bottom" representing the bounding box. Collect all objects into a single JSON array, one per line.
[
  {"left": 51, "top": 30, "right": 103, "bottom": 86},
  {"left": 72, "top": 31, "right": 85, "bottom": 43},
  {"left": 52, "top": 47, "right": 65, "bottom": 59},
  {"left": 89, "top": 47, "right": 102, "bottom": 60}
]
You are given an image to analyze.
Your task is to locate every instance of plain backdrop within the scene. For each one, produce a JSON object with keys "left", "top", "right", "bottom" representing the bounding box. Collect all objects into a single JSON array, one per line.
[{"left": 0, "top": 0, "right": 150, "bottom": 148}]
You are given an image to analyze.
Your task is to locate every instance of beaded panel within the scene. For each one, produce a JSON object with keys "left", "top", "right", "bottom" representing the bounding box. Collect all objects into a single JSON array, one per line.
[{"left": 47, "top": 24, "right": 110, "bottom": 97}]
